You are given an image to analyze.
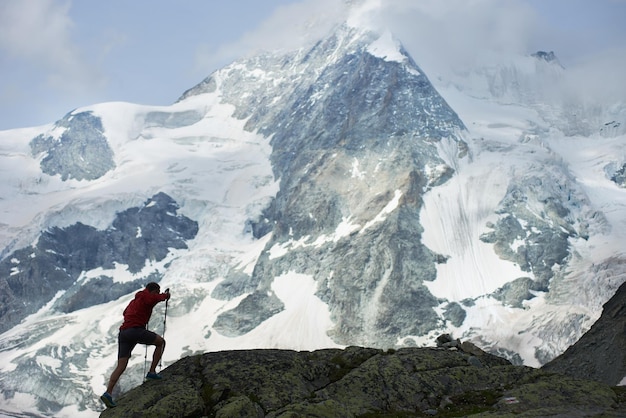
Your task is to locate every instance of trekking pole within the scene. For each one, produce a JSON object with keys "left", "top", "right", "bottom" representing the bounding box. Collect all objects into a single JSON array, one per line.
[
  {"left": 163, "top": 288, "right": 169, "bottom": 338},
  {"left": 159, "top": 288, "right": 169, "bottom": 370},
  {"left": 143, "top": 330, "right": 149, "bottom": 382}
]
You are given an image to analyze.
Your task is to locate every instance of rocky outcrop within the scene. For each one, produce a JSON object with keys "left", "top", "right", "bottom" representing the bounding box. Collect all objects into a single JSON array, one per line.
[
  {"left": 610, "top": 162, "right": 626, "bottom": 187},
  {"left": 30, "top": 111, "right": 115, "bottom": 181},
  {"left": 531, "top": 50, "right": 562, "bottom": 67},
  {"left": 100, "top": 343, "right": 625, "bottom": 417},
  {"left": 543, "top": 280, "right": 626, "bottom": 386},
  {"left": 480, "top": 168, "right": 592, "bottom": 287},
  {"left": 0, "top": 192, "right": 198, "bottom": 334}
]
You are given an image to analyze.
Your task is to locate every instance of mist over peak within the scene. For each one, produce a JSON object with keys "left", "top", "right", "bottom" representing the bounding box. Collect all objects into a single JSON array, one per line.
[{"left": 532, "top": 50, "right": 563, "bottom": 66}]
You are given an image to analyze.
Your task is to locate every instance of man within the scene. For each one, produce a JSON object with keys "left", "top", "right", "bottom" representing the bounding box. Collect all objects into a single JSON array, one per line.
[{"left": 100, "top": 282, "right": 170, "bottom": 409}]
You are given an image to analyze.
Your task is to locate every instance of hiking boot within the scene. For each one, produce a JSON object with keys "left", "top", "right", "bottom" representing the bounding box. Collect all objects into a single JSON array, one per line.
[
  {"left": 100, "top": 392, "right": 117, "bottom": 408},
  {"left": 146, "top": 372, "right": 162, "bottom": 380}
]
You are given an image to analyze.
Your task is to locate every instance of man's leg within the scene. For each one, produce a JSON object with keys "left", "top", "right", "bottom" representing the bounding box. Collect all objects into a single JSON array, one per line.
[
  {"left": 147, "top": 335, "right": 165, "bottom": 374},
  {"left": 106, "top": 357, "right": 129, "bottom": 394},
  {"left": 101, "top": 330, "right": 135, "bottom": 407}
]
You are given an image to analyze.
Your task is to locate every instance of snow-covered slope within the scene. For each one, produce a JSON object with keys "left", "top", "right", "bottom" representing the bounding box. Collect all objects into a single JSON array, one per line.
[
  {"left": 0, "top": 94, "right": 284, "bottom": 416},
  {"left": 0, "top": 21, "right": 625, "bottom": 418},
  {"left": 422, "top": 78, "right": 626, "bottom": 366}
]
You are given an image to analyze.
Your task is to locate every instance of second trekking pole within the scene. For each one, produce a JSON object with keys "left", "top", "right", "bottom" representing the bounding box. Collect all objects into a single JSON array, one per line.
[{"left": 159, "top": 288, "right": 169, "bottom": 370}]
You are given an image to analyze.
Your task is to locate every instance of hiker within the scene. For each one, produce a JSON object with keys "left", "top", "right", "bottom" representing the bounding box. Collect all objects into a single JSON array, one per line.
[{"left": 100, "top": 282, "right": 170, "bottom": 408}]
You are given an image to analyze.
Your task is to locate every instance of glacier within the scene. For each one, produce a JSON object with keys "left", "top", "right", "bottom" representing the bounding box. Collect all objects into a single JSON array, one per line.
[
  {"left": 420, "top": 85, "right": 626, "bottom": 366},
  {"left": 0, "top": 20, "right": 624, "bottom": 418}
]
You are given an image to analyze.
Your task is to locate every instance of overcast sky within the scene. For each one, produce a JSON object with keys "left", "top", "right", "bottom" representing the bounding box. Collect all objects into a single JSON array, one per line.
[{"left": 0, "top": 0, "right": 624, "bottom": 130}]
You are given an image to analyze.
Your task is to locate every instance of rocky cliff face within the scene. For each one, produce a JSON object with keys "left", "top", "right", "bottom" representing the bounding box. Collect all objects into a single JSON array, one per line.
[
  {"left": 99, "top": 343, "right": 625, "bottom": 418},
  {"left": 188, "top": 24, "right": 469, "bottom": 348},
  {"left": 0, "top": 192, "right": 198, "bottom": 334},
  {"left": 30, "top": 111, "right": 116, "bottom": 181},
  {"left": 543, "top": 279, "right": 626, "bottom": 386}
]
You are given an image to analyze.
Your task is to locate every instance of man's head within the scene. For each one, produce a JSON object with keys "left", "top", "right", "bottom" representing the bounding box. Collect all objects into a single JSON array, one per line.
[{"left": 146, "top": 282, "right": 161, "bottom": 294}]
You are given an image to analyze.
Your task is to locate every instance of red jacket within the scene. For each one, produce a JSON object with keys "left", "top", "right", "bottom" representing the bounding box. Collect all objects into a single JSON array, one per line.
[{"left": 120, "top": 288, "right": 169, "bottom": 330}]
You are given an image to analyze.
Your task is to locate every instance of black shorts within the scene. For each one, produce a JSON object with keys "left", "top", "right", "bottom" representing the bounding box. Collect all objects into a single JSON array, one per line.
[{"left": 118, "top": 327, "right": 158, "bottom": 359}]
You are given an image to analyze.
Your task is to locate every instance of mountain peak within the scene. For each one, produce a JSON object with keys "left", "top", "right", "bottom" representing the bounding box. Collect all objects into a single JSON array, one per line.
[
  {"left": 180, "top": 22, "right": 458, "bottom": 145},
  {"left": 531, "top": 50, "right": 564, "bottom": 68},
  {"left": 365, "top": 29, "right": 413, "bottom": 67}
]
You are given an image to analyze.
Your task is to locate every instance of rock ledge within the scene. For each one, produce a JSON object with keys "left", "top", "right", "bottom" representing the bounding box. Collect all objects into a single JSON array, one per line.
[{"left": 101, "top": 343, "right": 625, "bottom": 417}]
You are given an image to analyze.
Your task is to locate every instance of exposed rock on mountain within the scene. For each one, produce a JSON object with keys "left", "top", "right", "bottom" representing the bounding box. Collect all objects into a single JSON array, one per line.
[
  {"left": 100, "top": 343, "right": 626, "bottom": 417},
  {"left": 610, "top": 162, "right": 626, "bottom": 187},
  {"left": 543, "top": 279, "right": 626, "bottom": 386},
  {"left": 30, "top": 111, "right": 115, "bottom": 181},
  {"left": 0, "top": 192, "right": 198, "bottom": 334},
  {"left": 531, "top": 50, "right": 563, "bottom": 67},
  {"left": 191, "top": 24, "right": 468, "bottom": 348}
]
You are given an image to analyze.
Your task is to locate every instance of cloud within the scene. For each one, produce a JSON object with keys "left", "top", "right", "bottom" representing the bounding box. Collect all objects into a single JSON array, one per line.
[
  {"left": 562, "top": 46, "right": 626, "bottom": 105},
  {"left": 230, "top": 0, "right": 625, "bottom": 109},
  {"left": 194, "top": 0, "right": 350, "bottom": 74},
  {"left": 361, "top": 0, "right": 544, "bottom": 73},
  {"left": 0, "top": 0, "right": 104, "bottom": 97},
  {"left": 195, "top": 0, "right": 545, "bottom": 78},
  {"left": 380, "top": 0, "right": 625, "bottom": 110},
  {"left": 0, "top": 0, "right": 74, "bottom": 60}
]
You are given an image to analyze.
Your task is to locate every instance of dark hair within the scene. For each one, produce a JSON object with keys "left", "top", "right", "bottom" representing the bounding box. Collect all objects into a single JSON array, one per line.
[{"left": 146, "top": 282, "right": 161, "bottom": 292}]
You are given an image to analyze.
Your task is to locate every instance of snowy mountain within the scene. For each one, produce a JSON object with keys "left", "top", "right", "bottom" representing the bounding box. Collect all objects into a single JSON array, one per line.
[{"left": 0, "top": 21, "right": 625, "bottom": 417}]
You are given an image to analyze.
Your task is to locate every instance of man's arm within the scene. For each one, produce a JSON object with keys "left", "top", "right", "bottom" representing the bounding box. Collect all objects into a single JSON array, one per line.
[{"left": 146, "top": 289, "right": 170, "bottom": 305}]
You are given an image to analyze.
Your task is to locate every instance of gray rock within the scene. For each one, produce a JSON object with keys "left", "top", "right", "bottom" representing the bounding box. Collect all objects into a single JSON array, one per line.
[
  {"left": 99, "top": 346, "right": 625, "bottom": 418},
  {"left": 543, "top": 280, "right": 626, "bottom": 386},
  {"left": 0, "top": 192, "right": 198, "bottom": 334},
  {"left": 30, "top": 111, "right": 115, "bottom": 181},
  {"left": 143, "top": 110, "right": 203, "bottom": 129},
  {"left": 490, "top": 276, "right": 547, "bottom": 308},
  {"left": 610, "top": 162, "right": 626, "bottom": 187},
  {"left": 443, "top": 302, "right": 466, "bottom": 327},
  {"left": 213, "top": 291, "right": 284, "bottom": 337}
]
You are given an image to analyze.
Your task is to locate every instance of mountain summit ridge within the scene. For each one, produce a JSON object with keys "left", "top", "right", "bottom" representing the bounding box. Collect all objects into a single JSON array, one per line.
[{"left": 185, "top": 24, "right": 470, "bottom": 348}]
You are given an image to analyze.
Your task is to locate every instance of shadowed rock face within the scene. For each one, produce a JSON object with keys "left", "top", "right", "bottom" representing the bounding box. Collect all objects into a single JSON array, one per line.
[
  {"left": 100, "top": 345, "right": 625, "bottom": 417},
  {"left": 0, "top": 192, "right": 198, "bottom": 334},
  {"left": 543, "top": 279, "right": 626, "bottom": 386}
]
